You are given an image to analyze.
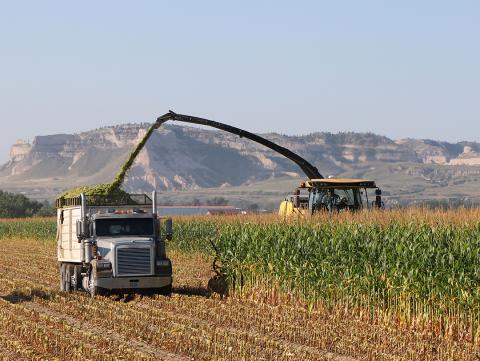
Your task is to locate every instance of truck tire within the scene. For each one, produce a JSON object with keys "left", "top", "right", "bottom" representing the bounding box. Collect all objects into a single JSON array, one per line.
[
  {"left": 72, "top": 265, "right": 81, "bottom": 291},
  {"left": 64, "top": 264, "right": 72, "bottom": 292},
  {"left": 59, "top": 263, "right": 66, "bottom": 292},
  {"left": 88, "top": 276, "right": 104, "bottom": 298},
  {"left": 89, "top": 286, "right": 106, "bottom": 298},
  {"left": 158, "top": 284, "right": 172, "bottom": 297}
]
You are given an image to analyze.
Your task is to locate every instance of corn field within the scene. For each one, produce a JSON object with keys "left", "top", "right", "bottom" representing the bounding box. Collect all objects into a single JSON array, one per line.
[
  {"left": 0, "top": 217, "right": 55, "bottom": 241},
  {"left": 177, "top": 210, "right": 480, "bottom": 341},
  {"left": 1, "top": 210, "right": 480, "bottom": 359}
]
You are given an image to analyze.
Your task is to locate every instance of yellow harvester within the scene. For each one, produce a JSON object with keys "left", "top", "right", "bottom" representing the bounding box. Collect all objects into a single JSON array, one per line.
[
  {"left": 279, "top": 178, "right": 383, "bottom": 216},
  {"left": 156, "top": 111, "right": 383, "bottom": 216}
]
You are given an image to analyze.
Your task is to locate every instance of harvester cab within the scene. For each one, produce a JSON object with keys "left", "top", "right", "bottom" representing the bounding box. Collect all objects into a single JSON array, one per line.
[{"left": 279, "top": 178, "right": 383, "bottom": 216}]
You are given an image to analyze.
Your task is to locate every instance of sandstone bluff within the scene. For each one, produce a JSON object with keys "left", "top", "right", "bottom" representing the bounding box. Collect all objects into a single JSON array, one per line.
[{"left": 2, "top": 123, "right": 480, "bottom": 205}]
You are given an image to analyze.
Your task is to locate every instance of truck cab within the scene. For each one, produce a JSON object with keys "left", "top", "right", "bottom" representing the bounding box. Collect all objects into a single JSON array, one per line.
[
  {"left": 56, "top": 192, "right": 173, "bottom": 297},
  {"left": 279, "top": 178, "right": 383, "bottom": 216}
]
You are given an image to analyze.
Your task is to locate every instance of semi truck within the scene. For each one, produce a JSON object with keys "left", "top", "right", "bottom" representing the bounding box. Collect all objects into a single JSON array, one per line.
[{"left": 56, "top": 191, "right": 173, "bottom": 297}]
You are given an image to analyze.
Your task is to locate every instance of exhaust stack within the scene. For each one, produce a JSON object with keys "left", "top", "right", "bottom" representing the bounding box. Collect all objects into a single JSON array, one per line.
[
  {"left": 152, "top": 190, "right": 157, "bottom": 215},
  {"left": 80, "top": 193, "right": 87, "bottom": 262}
]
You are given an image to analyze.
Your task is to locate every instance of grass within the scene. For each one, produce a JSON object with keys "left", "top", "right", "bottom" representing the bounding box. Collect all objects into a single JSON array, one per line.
[{"left": 0, "top": 217, "right": 56, "bottom": 241}]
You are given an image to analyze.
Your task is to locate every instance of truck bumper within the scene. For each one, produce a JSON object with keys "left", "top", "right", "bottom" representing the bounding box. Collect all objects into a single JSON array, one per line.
[{"left": 94, "top": 275, "right": 172, "bottom": 290}]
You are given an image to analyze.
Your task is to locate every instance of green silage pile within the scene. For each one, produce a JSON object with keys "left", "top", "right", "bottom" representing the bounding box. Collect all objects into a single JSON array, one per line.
[
  {"left": 58, "top": 122, "right": 158, "bottom": 200},
  {"left": 59, "top": 183, "right": 127, "bottom": 198}
]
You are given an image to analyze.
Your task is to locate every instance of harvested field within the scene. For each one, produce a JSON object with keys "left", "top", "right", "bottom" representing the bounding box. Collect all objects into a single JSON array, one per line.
[{"left": 1, "top": 213, "right": 480, "bottom": 360}]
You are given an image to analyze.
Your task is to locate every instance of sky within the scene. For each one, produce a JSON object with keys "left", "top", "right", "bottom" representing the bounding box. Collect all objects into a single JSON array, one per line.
[{"left": 0, "top": 1, "right": 479, "bottom": 163}]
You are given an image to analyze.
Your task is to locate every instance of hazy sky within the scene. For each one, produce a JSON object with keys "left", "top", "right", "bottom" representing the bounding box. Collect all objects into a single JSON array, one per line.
[{"left": 0, "top": 1, "right": 478, "bottom": 163}]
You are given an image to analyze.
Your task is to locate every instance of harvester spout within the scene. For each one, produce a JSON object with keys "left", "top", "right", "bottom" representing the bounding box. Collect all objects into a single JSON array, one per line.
[{"left": 155, "top": 110, "right": 323, "bottom": 180}]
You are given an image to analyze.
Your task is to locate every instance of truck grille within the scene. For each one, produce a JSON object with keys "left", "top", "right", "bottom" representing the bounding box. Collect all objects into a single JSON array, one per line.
[{"left": 117, "top": 247, "right": 151, "bottom": 276}]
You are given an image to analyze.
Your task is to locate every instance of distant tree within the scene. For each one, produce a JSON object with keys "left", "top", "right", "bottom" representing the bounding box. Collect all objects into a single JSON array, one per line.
[
  {"left": 206, "top": 197, "right": 228, "bottom": 206},
  {"left": 192, "top": 198, "right": 202, "bottom": 206},
  {"left": 247, "top": 203, "right": 259, "bottom": 212},
  {"left": 420, "top": 198, "right": 475, "bottom": 210},
  {"left": 34, "top": 200, "right": 56, "bottom": 217},
  {"left": 0, "top": 190, "right": 44, "bottom": 218}
]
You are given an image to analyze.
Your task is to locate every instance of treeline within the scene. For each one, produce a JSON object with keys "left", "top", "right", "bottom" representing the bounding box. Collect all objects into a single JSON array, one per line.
[
  {"left": 390, "top": 198, "right": 480, "bottom": 210},
  {"left": 161, "top": 197, "right": 229, "bottom": 206},
  {"left": 0, "top": 190, "right": 55, "bottom": 218}
]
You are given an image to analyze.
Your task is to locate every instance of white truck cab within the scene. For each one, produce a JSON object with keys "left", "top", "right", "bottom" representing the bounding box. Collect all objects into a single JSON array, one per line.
[{"left": 56, "top": 191, "right": 172, "bottom": 297}]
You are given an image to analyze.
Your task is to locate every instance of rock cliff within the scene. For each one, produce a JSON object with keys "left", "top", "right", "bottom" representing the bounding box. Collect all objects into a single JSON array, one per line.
[{"left": 1, "top": 122, "right": 480, "bottom": 204}]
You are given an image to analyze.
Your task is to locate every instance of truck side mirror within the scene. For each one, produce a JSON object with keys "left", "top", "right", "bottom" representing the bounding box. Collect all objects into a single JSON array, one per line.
[
  {"left": 76, "top": 220, "right": 90, "bottom": 240},
  {"left": 165, "top": 218, "right": 173, "bottom": 240}
]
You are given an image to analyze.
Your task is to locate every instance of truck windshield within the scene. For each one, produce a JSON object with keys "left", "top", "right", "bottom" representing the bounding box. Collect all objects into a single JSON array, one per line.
[{"left": 95, "top": 218, "right": 153, "bottom": 237}]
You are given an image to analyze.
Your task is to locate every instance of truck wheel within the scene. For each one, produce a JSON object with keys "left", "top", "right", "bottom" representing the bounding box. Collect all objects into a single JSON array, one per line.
[
  {"left": 72, "top": 265, "right": 81, "bottom": 291},
  {"left": 64, "top": 264, "right": 72, "bottom": 292},
  {"left": 89, "top": 286, "right": 106, "bottom": 298},
  {"left": 158, "top": 284, "right": 172, "bottom": 297},
  {"left": 88, "top": 277, "right": 104, "bottom": 298},
  {"left": 59, "top": 263, "right": 66, "bottom": 292}
]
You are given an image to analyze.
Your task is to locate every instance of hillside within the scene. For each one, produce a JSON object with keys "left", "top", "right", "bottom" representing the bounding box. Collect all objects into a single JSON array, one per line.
[{"left": 1, "top": 123, "right": 480, "bottom": 207}]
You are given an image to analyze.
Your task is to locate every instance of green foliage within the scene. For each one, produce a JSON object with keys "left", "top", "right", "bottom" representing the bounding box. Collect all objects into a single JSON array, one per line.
[
  {"left": 0, "top": 218, "right": 56, "bottom": 240},
  {"left": 420, "top": 198, "right": 475, "bottom": 209},
  {"left": 172, "top": 216, "right": 480, "bottom": 322},
  {"left": 58, "top": 184, "right": 129, "bottom": 199},
  {"left": 34, "top": 200, "right": 56, "bottom": 217},
  {"left": 171, "top": 219, "right": 219, "bottom": 253},
  {"left": 159, "top": 197, "right": 230, "bottom": 206},
  {"left": 206, "top": 197, "right": 229, "bottom": 206},
  {"left": 110, "top": 122, "right": 157, "bottom": 190},
  {"left": 247, "top": 203, "right": 259, "bottom": 212},
  {"left": 0, "top": 190, "right": 46, "bottom": 218}
]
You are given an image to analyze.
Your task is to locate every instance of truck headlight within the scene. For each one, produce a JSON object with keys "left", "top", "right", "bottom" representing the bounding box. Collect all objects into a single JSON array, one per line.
[
  {"left": 156, "top": 260, "right": 170, "bottom": 267},
  {"left": 96, "top": 260, "right": 112, "bottom": 270},
  {"left": 155, "top": 259, "right": 172, "bottom": 276}
]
